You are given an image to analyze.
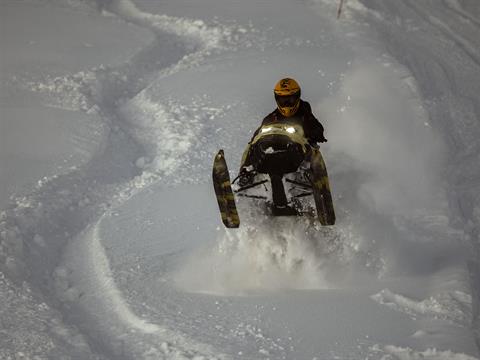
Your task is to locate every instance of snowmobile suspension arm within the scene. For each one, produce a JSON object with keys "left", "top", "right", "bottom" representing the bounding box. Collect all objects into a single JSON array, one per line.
[
  {"left": 237, "top": 194, "right": 268, "bottom": 200},
  {"left": 292, "top": 192, "right": 313, "bottom": 198},
  {"left": 285, "top": 178, "right": 312, "bottom": 189},
  {"left": 234, "top": 179, "right": 269, "bottom": 193}
]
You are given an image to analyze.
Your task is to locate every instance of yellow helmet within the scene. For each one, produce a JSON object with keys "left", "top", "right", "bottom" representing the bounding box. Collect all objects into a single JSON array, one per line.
[{"left": 274, "top": 78, "right": 301, "bottom": 117}]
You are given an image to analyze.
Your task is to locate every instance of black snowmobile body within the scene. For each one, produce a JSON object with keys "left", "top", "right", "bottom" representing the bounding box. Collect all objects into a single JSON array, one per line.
[{"left": 212, "top": 123, "right": 335, "bottom": 228}]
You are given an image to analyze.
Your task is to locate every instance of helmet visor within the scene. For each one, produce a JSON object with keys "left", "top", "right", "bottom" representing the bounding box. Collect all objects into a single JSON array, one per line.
[{"left": 275, "top": 93, "right": 300, "bottom": 107}]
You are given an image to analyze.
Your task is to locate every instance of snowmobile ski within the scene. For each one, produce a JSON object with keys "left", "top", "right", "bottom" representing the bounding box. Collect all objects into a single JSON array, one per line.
[
  {"left": 310, "top": 148, "right": 336, "bottom": 225},
  {"left": 212, "top": 150, "right": 240, "bottom": 228}
]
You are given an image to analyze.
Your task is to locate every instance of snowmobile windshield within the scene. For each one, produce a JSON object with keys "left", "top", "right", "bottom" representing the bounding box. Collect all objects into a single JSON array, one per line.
[{"left": 275, "top": 93, "right": 299, "bottom": 107}]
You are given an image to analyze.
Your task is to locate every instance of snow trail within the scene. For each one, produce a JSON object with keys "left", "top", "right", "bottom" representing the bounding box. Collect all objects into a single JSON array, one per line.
[
  {"left": 1, "top": 0, "right": 259, "bottom": 357},
  {"left": 56, "top": 221, "right": 229, "bottom": 359}
]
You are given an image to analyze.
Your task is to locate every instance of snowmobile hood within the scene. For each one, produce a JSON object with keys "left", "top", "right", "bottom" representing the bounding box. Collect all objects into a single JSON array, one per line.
[{"left": 251, "top": 123, "right": 308, "bottom": 150}]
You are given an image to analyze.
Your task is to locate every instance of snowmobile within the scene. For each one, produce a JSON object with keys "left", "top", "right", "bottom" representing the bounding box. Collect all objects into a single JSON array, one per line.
[{"left": 212, "top": 122, "right": 335, "bottom": 228}]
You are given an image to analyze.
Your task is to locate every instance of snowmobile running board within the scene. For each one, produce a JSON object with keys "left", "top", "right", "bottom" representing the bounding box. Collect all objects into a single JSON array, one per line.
[
  {"left": 237, "top": 194, "right": 268, "bottom": 200},
  {"left": 285, "top": 178, "right": 312, "bottom": 189},
  {"left": 234, "top": 179, "right": 269, "bottom": 193}
]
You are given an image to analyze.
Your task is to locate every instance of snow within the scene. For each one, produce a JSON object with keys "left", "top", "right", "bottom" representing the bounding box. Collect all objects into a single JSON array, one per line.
[
  {"left": 175, "top": 218, "right": 336, "bottom": 295},
  {"left": 1, "top": 0, "right": 480, "bottom": 359},
  {"left": 382, "top": 345, "right": 478, "bottom": 360},
  {"left": 371, "top": 288, "right": 472, "bottom": 325}
]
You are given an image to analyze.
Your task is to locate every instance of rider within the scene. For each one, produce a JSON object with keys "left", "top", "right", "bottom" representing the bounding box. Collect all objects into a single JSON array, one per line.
[{"left": 238, "top": 78, "right": 327, "bottom": 185}]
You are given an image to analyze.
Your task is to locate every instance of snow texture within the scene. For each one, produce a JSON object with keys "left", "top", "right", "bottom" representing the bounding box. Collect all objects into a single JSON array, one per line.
[{"left": 1, "top": 0, "right": 480, "bottom": 358}]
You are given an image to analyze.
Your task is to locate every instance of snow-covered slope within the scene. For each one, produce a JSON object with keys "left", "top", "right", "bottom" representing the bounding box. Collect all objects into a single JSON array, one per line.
[{"left": 0, "top": 0, "right": 479, "bottom": 359}]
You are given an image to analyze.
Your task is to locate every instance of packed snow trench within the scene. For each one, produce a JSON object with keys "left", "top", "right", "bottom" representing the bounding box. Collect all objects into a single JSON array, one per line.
[{"left": 1, "top": 0, "right": 480, "bottom": 359}]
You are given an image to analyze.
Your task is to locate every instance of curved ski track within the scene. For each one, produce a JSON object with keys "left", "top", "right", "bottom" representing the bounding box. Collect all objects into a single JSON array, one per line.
[{"left": 0, "top": 1, "right": 257, "bottom": 358}]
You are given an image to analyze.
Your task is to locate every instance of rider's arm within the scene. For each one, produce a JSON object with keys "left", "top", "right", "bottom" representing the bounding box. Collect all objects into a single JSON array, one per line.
[{"left": 303, "top": 102, "right": 327, "bottom": 144}]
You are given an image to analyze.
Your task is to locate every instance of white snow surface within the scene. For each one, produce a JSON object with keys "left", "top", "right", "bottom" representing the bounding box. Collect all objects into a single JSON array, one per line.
[{"left": 1, "top": 0, "right": 480, "bottom": 359}]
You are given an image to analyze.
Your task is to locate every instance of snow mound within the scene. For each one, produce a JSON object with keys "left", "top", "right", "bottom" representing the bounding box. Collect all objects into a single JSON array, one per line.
[
  {"left": 99, "top": 0, "right": 261, "bottom": 51},
  {"left": 382, "top": 345, "right": 478, "bottom": 360},
  {"left": 371, "top": 288, "right": 472, "bottom": 326}
]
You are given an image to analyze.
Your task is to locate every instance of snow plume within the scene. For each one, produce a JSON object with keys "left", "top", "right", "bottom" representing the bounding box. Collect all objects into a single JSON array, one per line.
[
  {"left": 319, "top": 59, "right": 446, "bottom": 218},
  {"left": 175, "top": 216, "right": 369, "bottom": 295},
  {"left": 313, "top": 59, "right": 455, "bottom": 278}
]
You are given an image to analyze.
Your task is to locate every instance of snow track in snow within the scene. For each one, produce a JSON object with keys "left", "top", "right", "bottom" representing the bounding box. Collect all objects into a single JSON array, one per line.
[
  {"left": 56, "top": 221, "right": 228, "bottom": 359},
  {"left": 1, "top": 0, "right": 260, "bottom": 357}
]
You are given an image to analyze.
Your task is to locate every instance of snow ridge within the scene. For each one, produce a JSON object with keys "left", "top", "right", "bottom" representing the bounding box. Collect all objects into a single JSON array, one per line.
[
  {"left": 371, "top": 288, "right": 472, "bottom": 326},
  {"left": 383, "top": 345, "right": 478, "bottom": 360}
]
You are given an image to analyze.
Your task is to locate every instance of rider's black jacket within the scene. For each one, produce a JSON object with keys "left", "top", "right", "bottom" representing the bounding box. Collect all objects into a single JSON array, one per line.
[{"left": 250, "top": 100, "right": 327, "bottom": 145}]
